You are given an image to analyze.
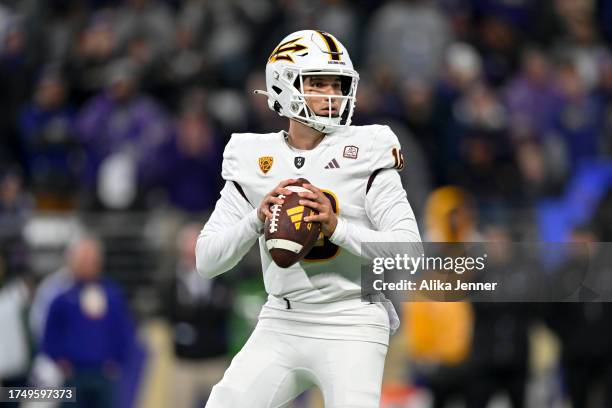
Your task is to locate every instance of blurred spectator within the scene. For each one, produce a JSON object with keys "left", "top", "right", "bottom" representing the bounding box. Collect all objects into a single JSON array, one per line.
[
  {"left": 76, "top": 58, "right": 171, "bottom": 209},
  {"left": 404, "top": 186, "right": 478, "bottom": 408},
  {"left": 162, "top": 223, "right": 232, "bottom": 407},
  {"left": 115, "top": 0, "right": 178, "bottom": 98},
  {"left": 424, "top": 185, "right": 481, "bottom": 242},
  {"left": 396, "top": 77, "right": 447, "bottom": 212},
  {"left": 0, "top": 169, "right": 32, "bottom": 236},
  {"left": 552, "top": 0, "right": 606, "bottom": 91},
  {"left": 503, "top": 47, "right": 569, "bottom": 196},
  {"left": 0, "top": 255, "right": 32, "bottom": 391},
  {"left": 473, "top": 12, "right": 521, "bottom": 86},
  {"left": 19, "top": 66, "right": 80, "bottom": 210},
  {"left": 29, "top": 245, "right": 79, "bottom": 344},
  {"left": 28, "top": 258, "right": 73, "bottom": 398},
  {"left": 545, "top": 227, "right": 612, "bottom": 408},
  {"left": 464, "top": 226, "right": 533, "bottom": 408},
  {"left": 67, "top": 10, "right": 120, "bottom": 104},
  {"left": 504, "top": 48, "right": 559, "bottom": 142},
  {"left": 41, "top": 235, "right": 136, "bottom": 408},
  {"left": 365, "top": 0, "right": 452, "bottom": 82},
  {"left": 550, "top": 61, "right": 603, "bottom": 171},
  {"left": 400, "top": 79, "right": 437, "bottom": 159},
  {"left": 433, "top": 43, "right": 482, "bottom": 185},
  {"left": 0, "top": 14, "right": 35, "bottom": 171},
  {"left": 153, "top": 15, "right": 207, "bottom": 105},
  {"left": 438, "top": 42, "right": 483, "bottom": 103},
  {"left": 179, "top": 0, "right": 255, "bottom": 87},
  {"left": 0, "top": 164, "right": 31, "bottom": 260},
  {"left": 29, "top": 264, "right": 72, "bottom": 397},
  {"left": 114, "top": 0, "right": 174, "bottom": 64},
  {"left": 140, "top": 90, "right": 222, "bottom": 213},
  {"left": 445, "top": 83, "right": 523, "bottom": 217},
  {"left": 37, "top": 0, "right": 85, "bottom": 64}
]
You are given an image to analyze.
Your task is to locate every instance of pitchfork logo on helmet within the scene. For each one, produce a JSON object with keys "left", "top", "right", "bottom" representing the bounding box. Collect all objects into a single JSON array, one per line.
[
  {"left": 268, "top": 38, "right": 308, "bottom": 64},
  {"left": 255, "top": 30, "right": 359, "bottom": 134}
]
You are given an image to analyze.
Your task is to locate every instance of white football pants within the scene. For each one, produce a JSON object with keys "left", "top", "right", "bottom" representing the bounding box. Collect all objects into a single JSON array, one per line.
[{"left": 205, "top": 325, "right": 388, "bottom": 408}]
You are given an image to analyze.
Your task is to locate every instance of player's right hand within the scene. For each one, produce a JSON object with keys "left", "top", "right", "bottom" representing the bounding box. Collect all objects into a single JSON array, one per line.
[{"left": 257, "top": 179, "right": 298, "bottom": 222}]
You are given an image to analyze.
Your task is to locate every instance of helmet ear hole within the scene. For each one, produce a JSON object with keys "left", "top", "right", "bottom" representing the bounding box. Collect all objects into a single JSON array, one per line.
[
  {"left": 272, "top": 85, "right": 282, "bottom": 95},
  {"left": 273, "top": 101, "right": 282, "bottom": 113},
  {"left": 340, "top": 76, "right": 352, "bottom": 96},
  {"left": 293, "top": 77, "right": 301, "bottom": 91}
]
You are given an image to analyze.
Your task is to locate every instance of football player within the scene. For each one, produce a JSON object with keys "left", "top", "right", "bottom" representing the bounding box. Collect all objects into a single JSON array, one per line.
[{"left": 197, "top": 30, "right": 421, "bottom": 407}]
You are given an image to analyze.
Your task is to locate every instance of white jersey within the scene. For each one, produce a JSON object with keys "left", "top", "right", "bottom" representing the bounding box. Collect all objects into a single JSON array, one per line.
[{"left": 196, "top": 124, "right": 421, "bottom": 344}]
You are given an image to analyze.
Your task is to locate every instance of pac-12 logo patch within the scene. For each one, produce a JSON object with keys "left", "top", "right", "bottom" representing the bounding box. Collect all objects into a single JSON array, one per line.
[
  {"left": 258, "top": 156, "right": 274, "bottom": 174},
  {"left": 294, "top": 156, "right": 305, "bottom": 168},
  {"left": 343, "top": 145, "right": 358, "bottom": 159}
]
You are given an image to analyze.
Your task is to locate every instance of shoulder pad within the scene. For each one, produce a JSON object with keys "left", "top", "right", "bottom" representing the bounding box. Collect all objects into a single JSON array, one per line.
[
  {"left": 368, "top": 125, "right": 404, "bottom": 172},
  {"left": 221, "top": 133, "right": 241, "bottom": 182},
  {"left": 221, "top": 132, "right": 278, "bottom": 181}
]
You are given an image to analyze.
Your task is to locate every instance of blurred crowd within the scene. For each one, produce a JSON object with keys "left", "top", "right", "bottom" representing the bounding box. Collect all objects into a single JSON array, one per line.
[
  {"left": 0, "top": 0, "right": 611, "bottom": 407},
  {"left": 0, "top": 0, "right": 609, "bottom": 218}
]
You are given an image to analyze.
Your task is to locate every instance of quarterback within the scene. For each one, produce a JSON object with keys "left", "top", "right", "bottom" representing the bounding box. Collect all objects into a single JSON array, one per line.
[{"left": 196, "top": 30, "right": 421, "bottom": 407}]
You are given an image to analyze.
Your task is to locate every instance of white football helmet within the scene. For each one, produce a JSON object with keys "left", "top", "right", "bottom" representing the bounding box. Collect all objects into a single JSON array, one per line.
[{"left": 256, "top": 30, "right": 359, "bottom": 133}]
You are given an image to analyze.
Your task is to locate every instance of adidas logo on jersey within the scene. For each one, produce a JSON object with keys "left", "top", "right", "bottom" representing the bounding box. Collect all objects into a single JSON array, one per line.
[{"left": 324, "top": 158, "right": 340, "bottom": 169}]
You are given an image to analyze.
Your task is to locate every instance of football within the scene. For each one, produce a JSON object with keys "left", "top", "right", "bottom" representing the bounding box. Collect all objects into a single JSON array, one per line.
[{"left": 264, "top": 178, "right": 321, "bottom": 268}]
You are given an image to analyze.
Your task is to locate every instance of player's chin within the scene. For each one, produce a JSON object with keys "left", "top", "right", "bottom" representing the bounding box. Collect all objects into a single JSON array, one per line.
[{"left": 317, "top": 109, "right": 339, "bottom": 117}]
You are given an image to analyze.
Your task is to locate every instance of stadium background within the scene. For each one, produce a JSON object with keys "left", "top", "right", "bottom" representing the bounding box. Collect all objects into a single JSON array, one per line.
[{"left": 0, "top": 0, "right": 611, "bottom": 407}]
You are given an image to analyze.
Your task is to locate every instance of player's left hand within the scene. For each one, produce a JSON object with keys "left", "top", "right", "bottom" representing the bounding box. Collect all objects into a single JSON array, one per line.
[{"left": 298, "top": 183, "right": 337, "bottom": 237}]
